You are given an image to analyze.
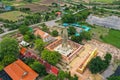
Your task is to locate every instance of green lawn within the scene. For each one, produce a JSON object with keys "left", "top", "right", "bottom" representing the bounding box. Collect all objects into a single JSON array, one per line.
[
  {"left": 91, "top": 0, "right": 115, "bottom": 3},
  {"left": 102, "top": 29, "right": 120, "bottom": 48},
  {"left": 0, "top": 11, "right": 27, "bottom": 22}
]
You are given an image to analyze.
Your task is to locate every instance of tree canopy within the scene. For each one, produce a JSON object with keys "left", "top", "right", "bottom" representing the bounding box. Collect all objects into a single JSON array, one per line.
[
  {"left": 88, "top": 53, "right": 112, "bottom": 74},
  {"left": 30, "top": 60, "right": 47, "bottom": 76},
  {"left": 19, "top": 25, "right": 29, "bottom": 35},
  {"left": 51, "top": 30, "right": 58, "bottom": 37},
  {"left": 34, "top": 39, "right": 45, "bottom": 55},
  {"left": 68, "top": 27, "right": 76, "bottom": 35},
  {"left": 41, "top": 50, "right": 61, "bottom": 65},
  {"left": 0, "top": 37, "right": 19, "bottom": 67}
]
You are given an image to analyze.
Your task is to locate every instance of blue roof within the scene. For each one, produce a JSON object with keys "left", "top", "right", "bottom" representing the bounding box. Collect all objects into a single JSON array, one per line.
[
  {"left": 75, "top": 32, "right": 80, "bottom": 36},
  {"left": 63, "top": 23, "right": 69, "bottom": 27},
  {"left": 5, "top": 6, "right": 12, "bottom": 11}
]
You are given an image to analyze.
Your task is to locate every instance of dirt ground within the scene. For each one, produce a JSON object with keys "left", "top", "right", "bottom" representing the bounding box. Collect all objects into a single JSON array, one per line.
[{"left": 20, "top": 3, "right": 49, "bottom": 12}]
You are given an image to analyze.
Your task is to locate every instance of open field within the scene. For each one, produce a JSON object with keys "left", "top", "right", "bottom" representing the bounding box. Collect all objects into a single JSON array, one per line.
[
  {"left": 2, "top": 0, "right": 41, "bottom": 6},
  {"left": 102, "top": 29, "right": 120, "bottom": 48},
  {"left": 90, "top": 26, "right": 109, "bottom": 40},
  {"left": 20, "top": 4, "right": 49, "bottom": 12},
  {"left": 0, "top": 11, "right": 27, "bottom": 22}
]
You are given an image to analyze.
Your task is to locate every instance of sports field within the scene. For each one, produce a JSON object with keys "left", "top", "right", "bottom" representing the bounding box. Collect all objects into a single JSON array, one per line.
[{"left": 0, "top": 11, "right": 27, "bottom": 22}]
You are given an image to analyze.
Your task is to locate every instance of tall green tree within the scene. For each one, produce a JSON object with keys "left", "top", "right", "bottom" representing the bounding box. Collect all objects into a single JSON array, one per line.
[
  {"left": 71, "top": 35, "right": 82, "bottom": 43},
  {"left": 0, "top": 37, "right": 19, "bottom": 66},
  {"left": 41, "top": 50, "right": 61, "bottom": 65},
  {"left": 51, "top": 30, "right": 58, "bottom": 37},
  {"left": 35, "top": 39, "right": 45, "bottom": 55},
  {"left": 81, "top": 31, "right": 91, "bottom": 40},
  {"left": 19, "top": 25, "right": 29, "bottom": 35},
  {"left": 58, "top": 70, "right": 66, "bottom": 80},
  {"left": 30, "top": 61, "right": 47, "bottom": 76},
  {"left": 68, "top": 27, "right": 76, "bottom": 35},
  {"left": 88, "top": 53, "right": 112, "bottom": 74}
]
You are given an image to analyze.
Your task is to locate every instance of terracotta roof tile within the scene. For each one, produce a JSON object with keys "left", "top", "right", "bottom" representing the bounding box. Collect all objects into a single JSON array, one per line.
[{"left": 4, "top": 59, "right": 38, "bottom": 80}]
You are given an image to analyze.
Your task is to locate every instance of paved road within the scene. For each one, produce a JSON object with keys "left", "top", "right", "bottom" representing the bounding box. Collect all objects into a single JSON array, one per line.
[
  {"left": 0, "top": 18, "right": 61, "bottom": 41},
  {"left": 0, "top": 29, "right": 18, "bottom": 41}
]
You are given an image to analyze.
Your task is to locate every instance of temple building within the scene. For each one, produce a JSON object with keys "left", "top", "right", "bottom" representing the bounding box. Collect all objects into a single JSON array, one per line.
[
  {"left": 34, "top": 28, "right": 54, "bottom": 42},
  {"left": 46, "top": 28, "right": 84, "bottom": 63},
  {"left": 46, "top": 27, "right": 98, "bottom": 74}
]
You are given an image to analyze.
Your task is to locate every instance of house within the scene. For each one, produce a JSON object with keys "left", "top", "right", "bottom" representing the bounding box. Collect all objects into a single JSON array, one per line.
[
  {"left": 34, "top": 28, "right": 54, "bottom": 42},
  {"left": 20, "top": 40, "right": 29, "bottom": 47},
  {"left": 4, "top": 59, "right": 39, "bottom": 80}
]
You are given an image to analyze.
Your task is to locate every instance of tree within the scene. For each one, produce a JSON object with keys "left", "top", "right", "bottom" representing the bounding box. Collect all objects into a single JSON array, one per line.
[
  {"left": 58, "top": 70, "right": 66, "bottom": 80},
  {"left": 62, "top": 14, "right": 75, "bottom": 23},
  {"left": 89, "top": 53, "right": 112, "bottom": 74},
  {"left": 88, "top": 56, "right": 106, "bottom": 74},
  {"left": 71, "top": 35, "right": 82, "bottom": 43},
  {"left": 30, "top": 61, "right": 47, "bottom": 76},
  {"left": 68, "top": 27, "right": 76, "bottom": 35},
  {"left": 24, "top": 34, "right": 30, "bottom": 42},
  {"left": 19, "top": 25, "right": 29, "bottom": 35},
  {"left": 41, "top": 50, "right": 61, "bottom": 65},
  {"left": 104, "top": 53, "right": 112, "bottom": 63},
  {"left": 0, "top": 37, "right": 19, "bottom": 66},
  {"left": 35, "top": 39, "right": 45, "bottom": 55},
  {"left": 44, "top": 74, "right": 57, "bottom": 80},
  {"left": 51, "top": 30, "right": 58, "bottom": 37},
  {"left": 81, "top": 31, "right": 91, "bottom": 40}
]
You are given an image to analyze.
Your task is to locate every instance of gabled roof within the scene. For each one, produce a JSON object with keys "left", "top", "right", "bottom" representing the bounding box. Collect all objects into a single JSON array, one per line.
[
  {"left": 20, "top": 47, "right": 27, "bottom": 55},
  {"left": 51, "top": 66, "right": 59, "bottom": 76},
  {"left": 4, "top": 59, "right": 38, "bottom": 80},
  {"left": 34, "top": 28, "right": 50, "bottom": 39}
]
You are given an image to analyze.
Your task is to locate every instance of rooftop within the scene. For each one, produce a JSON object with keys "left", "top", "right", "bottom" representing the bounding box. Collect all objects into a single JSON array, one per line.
[
  {"left": 34, "top": 28, "right": 49, "bottom": 39},
  {"left": 4, "top": 59, "right": 38, "bottom": 80}
]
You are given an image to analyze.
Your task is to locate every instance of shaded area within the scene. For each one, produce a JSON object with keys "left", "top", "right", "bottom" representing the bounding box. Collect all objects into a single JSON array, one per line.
[{"left": 0, "top": 70, "right": 12, "bottom": 80}]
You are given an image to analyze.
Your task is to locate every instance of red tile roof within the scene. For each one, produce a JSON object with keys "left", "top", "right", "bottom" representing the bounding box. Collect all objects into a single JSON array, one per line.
[
  {"left": 4, "top": 59, "right": 38, "bottom": 80},
  {"left": 51, "top": 66, "right": 59, "bottom": 76},
  {"left": 34, "top": 28, "right": 50, "bottom": 39},
  {"left": 20, "top": 47, "right": 27, "bottom": 55}
]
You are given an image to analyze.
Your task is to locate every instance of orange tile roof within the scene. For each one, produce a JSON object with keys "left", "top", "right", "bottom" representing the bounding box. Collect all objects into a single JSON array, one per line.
[
  {"left": 4, "top": 59, "right": 39, "bottom": 80},
  {"left": 20, "top": 47, "right": 27, "bottom": 55},
  {"left": 34, "top": 28, "right": 50, "bottom": 39}
]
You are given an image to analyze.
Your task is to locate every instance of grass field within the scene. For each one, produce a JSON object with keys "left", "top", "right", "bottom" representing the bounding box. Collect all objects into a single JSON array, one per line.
[
  {"left": 0, "top": 11, "right": 27, "bottom": 22},
  {"left": 102, "top": 29, "right": 120, "bottom": 48},
  {"left": 90, "top": 26, "right": 109, "bottom": 40},
  {"left": 91, "top": 0, "right": 115, "bottom": 3}
]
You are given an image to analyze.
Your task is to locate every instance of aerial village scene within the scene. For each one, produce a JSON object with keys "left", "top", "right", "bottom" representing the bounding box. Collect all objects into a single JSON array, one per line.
[{"left": 0, "top": 0, "right": 120, "bottom": 80}]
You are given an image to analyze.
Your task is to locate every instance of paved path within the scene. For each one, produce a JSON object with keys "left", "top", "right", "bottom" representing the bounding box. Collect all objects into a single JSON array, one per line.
[
  {"left": 0, "top": 18, "right": 61, "bottom": 41},
  {"left": 0, "top": 29, "right": 18, "bottom": 41}
]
